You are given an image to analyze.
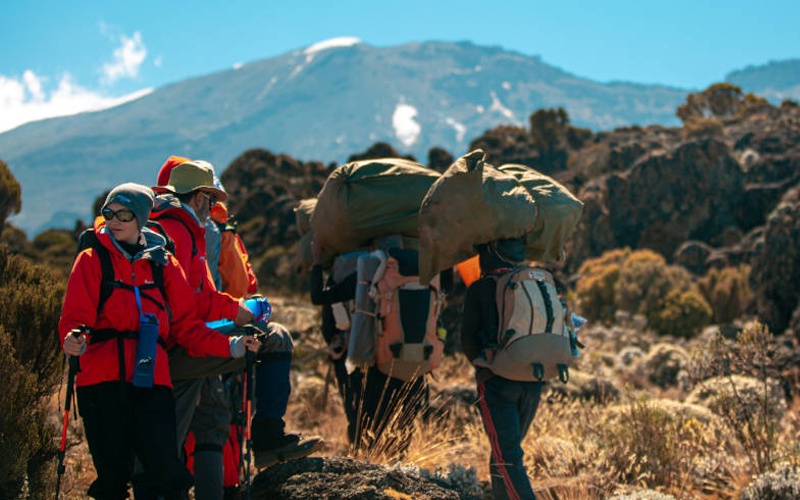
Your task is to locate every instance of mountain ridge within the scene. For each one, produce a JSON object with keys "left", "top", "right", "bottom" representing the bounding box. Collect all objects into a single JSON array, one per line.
[{"left": 1, "top": 40, "right": 796, "bottom": 234}]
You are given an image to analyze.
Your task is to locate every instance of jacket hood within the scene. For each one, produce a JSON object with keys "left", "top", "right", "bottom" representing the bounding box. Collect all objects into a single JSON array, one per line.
[{"left": 93, "top": 216, "right": 169, "bottom": 265}]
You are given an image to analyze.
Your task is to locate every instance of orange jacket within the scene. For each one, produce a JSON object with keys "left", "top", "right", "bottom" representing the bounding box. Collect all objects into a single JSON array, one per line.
[
  {"left": 211, "top": 203, "right": 258, "bottom": 298},
  {"left": 58, "top": 218, "right": 231, "bottom": 388},
  {"left": 150, "top": 195, "right": 239, "bottom": 322}
]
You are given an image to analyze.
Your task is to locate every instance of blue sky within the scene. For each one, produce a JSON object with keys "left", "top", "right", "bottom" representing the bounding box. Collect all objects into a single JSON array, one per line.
[{"left": 1, "top": 0, "right": 798, "bottom": 132}]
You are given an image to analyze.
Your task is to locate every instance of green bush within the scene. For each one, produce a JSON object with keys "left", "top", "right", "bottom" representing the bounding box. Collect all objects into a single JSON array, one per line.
[
  {"left": 576, "top": 248, "right": 711, "bottom": 337},
  {"left": 575, "top": 248, "right": 631, "bottom": 321},
  {"left": 0, "top": 159, "right": 21, "bottom": 225},
  {"left": 613, "top": 249, "right": 692, "bottom": 319},
  {"left": 599, "top": 398, "right": 723, "bottom": 491},
  {"left": 697, "top": 265, "right": 753, "bottom": 324},
  {"left": 648, "top": 290, "right": 712, "bottom": 338},
  {"left": 0, "top": 246, "right": 65, "bottom": 498}
]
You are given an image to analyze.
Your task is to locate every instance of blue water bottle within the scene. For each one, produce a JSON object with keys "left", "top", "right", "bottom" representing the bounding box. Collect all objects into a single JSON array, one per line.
[{"left": 132, "top": 313, "right": 159, "bottom": 388}]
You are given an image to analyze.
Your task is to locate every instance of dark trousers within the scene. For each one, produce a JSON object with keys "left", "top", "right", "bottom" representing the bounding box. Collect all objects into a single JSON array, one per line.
[
  {"left": 353, "top": 366, "right": 427, "bottom": 453},
  {"left": 477, "top": 377, "right": 543, "bottom": 500},
  {"left": 77, "top": 382, "right": 193, "bottom": 500},
  {"left": 332, "top": 357, "right": 363, "bottom": 443}
]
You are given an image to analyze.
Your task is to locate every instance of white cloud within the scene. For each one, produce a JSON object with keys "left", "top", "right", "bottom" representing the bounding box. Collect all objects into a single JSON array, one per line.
[
  {"left": 392, "top": 103, "right": 421, "bottom": 147},
  {"left": 446, "top": 117, "right": 467, "bottom": 142},
  {"left": 154, "top": 56, "right": 163, "bottom": 68},
  {"left": 102, "top": 31, "right": 147, "bottom": 84},
  {"left": 0, "top": 71, "right": 152, "bottom": 133},
  {"left": 233, "top": 62, "right": 243, "bottom": 70}
]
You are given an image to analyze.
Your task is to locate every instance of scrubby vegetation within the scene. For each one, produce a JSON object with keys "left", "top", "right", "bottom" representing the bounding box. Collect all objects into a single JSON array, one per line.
[
  {"left": 0, "top": 247, "right": 65, "bottom": 498},
  {"left": 576, "top": 248, "right": 713, "bottom": 337}
]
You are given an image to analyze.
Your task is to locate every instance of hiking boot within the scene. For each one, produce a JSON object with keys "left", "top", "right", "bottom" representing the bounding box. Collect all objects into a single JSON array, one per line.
[{"left": 253, "top": 433, "right": 325, "bottom": 469}]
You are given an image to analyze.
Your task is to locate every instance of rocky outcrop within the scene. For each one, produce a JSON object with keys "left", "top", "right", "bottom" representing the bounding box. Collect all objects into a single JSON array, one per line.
[
  {"left": 571, "top": 138, "right": 745, "bottom": 268},
  {"left": 221, "top": 149, "right": 330, "bottom": 292},
  {"left": 250, "top": 457, "right": 483, "bottom": 500},
  {"left": 751, "top": 201, "right": 800, "bottom": 335}
]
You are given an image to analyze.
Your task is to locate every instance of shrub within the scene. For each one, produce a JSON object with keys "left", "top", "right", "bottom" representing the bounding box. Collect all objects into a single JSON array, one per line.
[
  {"left": 576, "top": 248, "right": 710, "bottom": 337},
  {"left": 575, "top": 248, "right": 631, "bottom": 321},
  {"left": 686, "top": 322, "right": 783, "bottom": 474},
  {"left": 0, "top": 327, "right": 40, "bottom": 498},
  {"left": 740, "top": 462, "right": 800, "bottom": 500},
  {"left": 0, "top": 247, "right": 65, "bottom": 498},
  {"left": 698, "top": 265, "right": 753, "bottom": 324},
  {"left": 608, "top": 490, "right": 676, "bottom": 500},
  {"left": 687, "top": 375, "right": 787, "bottom": 423},
  {"left": 648, "top": 290, "right": 712, "bottom": 338},
  {"left": 683, "top": 117, "right": 724, "bottom": 138},
  {"left": 0, "top": 159, "right": 21, "bottom": 225},
  {"left": 599, "top": 397, "right": 724, "bottom": 491},
  {"left": 633, "top": 343, "right": 690, "bottom": 388},
  {"left": 614, "top": 250, "right": 693, "bottom": 319}
]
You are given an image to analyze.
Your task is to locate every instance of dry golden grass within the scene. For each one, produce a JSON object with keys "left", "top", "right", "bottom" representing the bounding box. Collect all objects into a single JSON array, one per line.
[{"left": 44, "top": 306, "right": 800, "bottom": 500}]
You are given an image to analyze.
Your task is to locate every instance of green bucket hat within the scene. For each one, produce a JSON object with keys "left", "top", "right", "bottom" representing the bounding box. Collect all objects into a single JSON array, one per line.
[{"left": 157, "top": 161, "right": 228, "bottom": 202}]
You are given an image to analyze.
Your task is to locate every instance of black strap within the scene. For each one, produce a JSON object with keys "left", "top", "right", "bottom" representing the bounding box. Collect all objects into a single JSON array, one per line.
[
  {"left": 144, "top": 220, "right": 176, "bottom": 255},
  {"left": 534, "top": 280, "right": 555, "bottom": 333},
  {"left": 76, "top": 230, "right": 116, "bottom": 313},
  {"left": 151, "top": 214, "right": 197, "bottom": 258},
  {"left": 75, "top": 229, "right": 169, "bottom": 316},
  {"left": 90, "top": 328, "right": 167, "bottom": 350}
]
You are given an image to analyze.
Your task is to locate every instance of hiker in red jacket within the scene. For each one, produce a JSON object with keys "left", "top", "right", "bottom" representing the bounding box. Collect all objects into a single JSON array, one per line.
[
  {"left": 59, "top": 183, "right": 259, "bottom": 500},
  {"left": 141, "top": 160, "right": 321, "bottom": 496}
]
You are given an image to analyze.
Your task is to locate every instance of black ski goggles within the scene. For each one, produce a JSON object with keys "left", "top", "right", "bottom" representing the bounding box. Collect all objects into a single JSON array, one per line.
[{"left": 101, "top": 208, "right": 136, "bottom": 223}]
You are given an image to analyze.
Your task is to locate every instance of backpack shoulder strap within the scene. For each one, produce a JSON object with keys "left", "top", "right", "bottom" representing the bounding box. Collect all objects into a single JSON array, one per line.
[
  {"left": 145, "top": 220, "right": 177, "bottom": 256},
  {"left": 76, "top": 229, "right": 115, "bottom": 314},
  {"left": 151, "top": 214, "right": 197, "bottom": 258},
  {"left": 149, "top": 259, "right": 172, "bottom": 322}
]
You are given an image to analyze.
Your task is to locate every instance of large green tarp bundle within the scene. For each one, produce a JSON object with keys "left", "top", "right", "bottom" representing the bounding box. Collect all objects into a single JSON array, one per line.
[
  {"left": 294, "top": 198, "right": 317, "bottom": 236},
  {"left": 419, "top": 150, "right": 537, "bottom": 284},
  {"left": 311, "top": 158, "right": 441, "bottom": 254},
  {"left": 499, "top": 164, "right": 584, "bottom": 262}
]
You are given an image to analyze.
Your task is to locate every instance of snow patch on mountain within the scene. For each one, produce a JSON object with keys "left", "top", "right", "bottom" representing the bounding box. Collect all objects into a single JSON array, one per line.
[
  {"left": 393, "top": 104, "right": 421, "bottom": 147},
  {"left": 490, "top": 91, "right": 517, "bottom": 122},
  {"left": 305, "top": 37, "right": 361, "bottom": 55}
]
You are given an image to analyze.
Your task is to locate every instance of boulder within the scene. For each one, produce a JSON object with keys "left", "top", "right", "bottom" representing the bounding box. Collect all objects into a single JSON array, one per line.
[{"left": 250, "top": 457, "right": 480, "bottom": 500}]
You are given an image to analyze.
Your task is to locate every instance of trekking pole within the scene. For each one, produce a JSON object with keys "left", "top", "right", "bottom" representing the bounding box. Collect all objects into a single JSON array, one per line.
[
  {"left": 243, "top": 348, "right": 255, "bottom": 500},
  {"left": 54, "top": 327, "right": 85, "bottom": 500}
]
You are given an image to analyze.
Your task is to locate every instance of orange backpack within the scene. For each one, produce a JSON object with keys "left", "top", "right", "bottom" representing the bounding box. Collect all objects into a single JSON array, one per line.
[
  {"left": 212, "top": 204, "right": 257, "bottom": 298},
  {"left": 374, "top": 251, "right": 444, "bottom": 381}
]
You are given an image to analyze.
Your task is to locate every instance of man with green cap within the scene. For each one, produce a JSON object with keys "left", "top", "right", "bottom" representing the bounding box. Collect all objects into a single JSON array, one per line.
[{"left": 132, "top": 161, "right": 320, "bottom": 500}]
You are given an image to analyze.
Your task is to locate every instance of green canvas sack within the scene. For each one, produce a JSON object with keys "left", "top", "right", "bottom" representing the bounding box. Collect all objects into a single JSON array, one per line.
[
  {"left": 418, "top": 150, "right": 536, "bottom": 285},
  {"left": 311, "top": 158, "right": 440, "bottom": 254}
]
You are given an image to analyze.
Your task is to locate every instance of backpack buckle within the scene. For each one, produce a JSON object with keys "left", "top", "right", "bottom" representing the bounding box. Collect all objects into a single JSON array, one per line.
[
  {"left": 390, "top": 342, "right": 403, "bottom": 359},
  {"left": 532, "top": 363, "right": 545, "bottom": 380}
]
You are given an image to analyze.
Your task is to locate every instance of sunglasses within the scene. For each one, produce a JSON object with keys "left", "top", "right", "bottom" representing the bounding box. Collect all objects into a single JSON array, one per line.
[
  {"left": 202, "top": 192, "right": 217, "bottom": 207},
  {"left": 102, "top": 207, "right": 136, "bottom": 222}
]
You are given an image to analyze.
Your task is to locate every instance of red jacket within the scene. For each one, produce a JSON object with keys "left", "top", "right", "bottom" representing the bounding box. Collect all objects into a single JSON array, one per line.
[
  {"left": 59, "top": 218, "right": 232, "bottom": 388},
  {"left": 150, "top": 195, "right": 239, "bottom": 322}
]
